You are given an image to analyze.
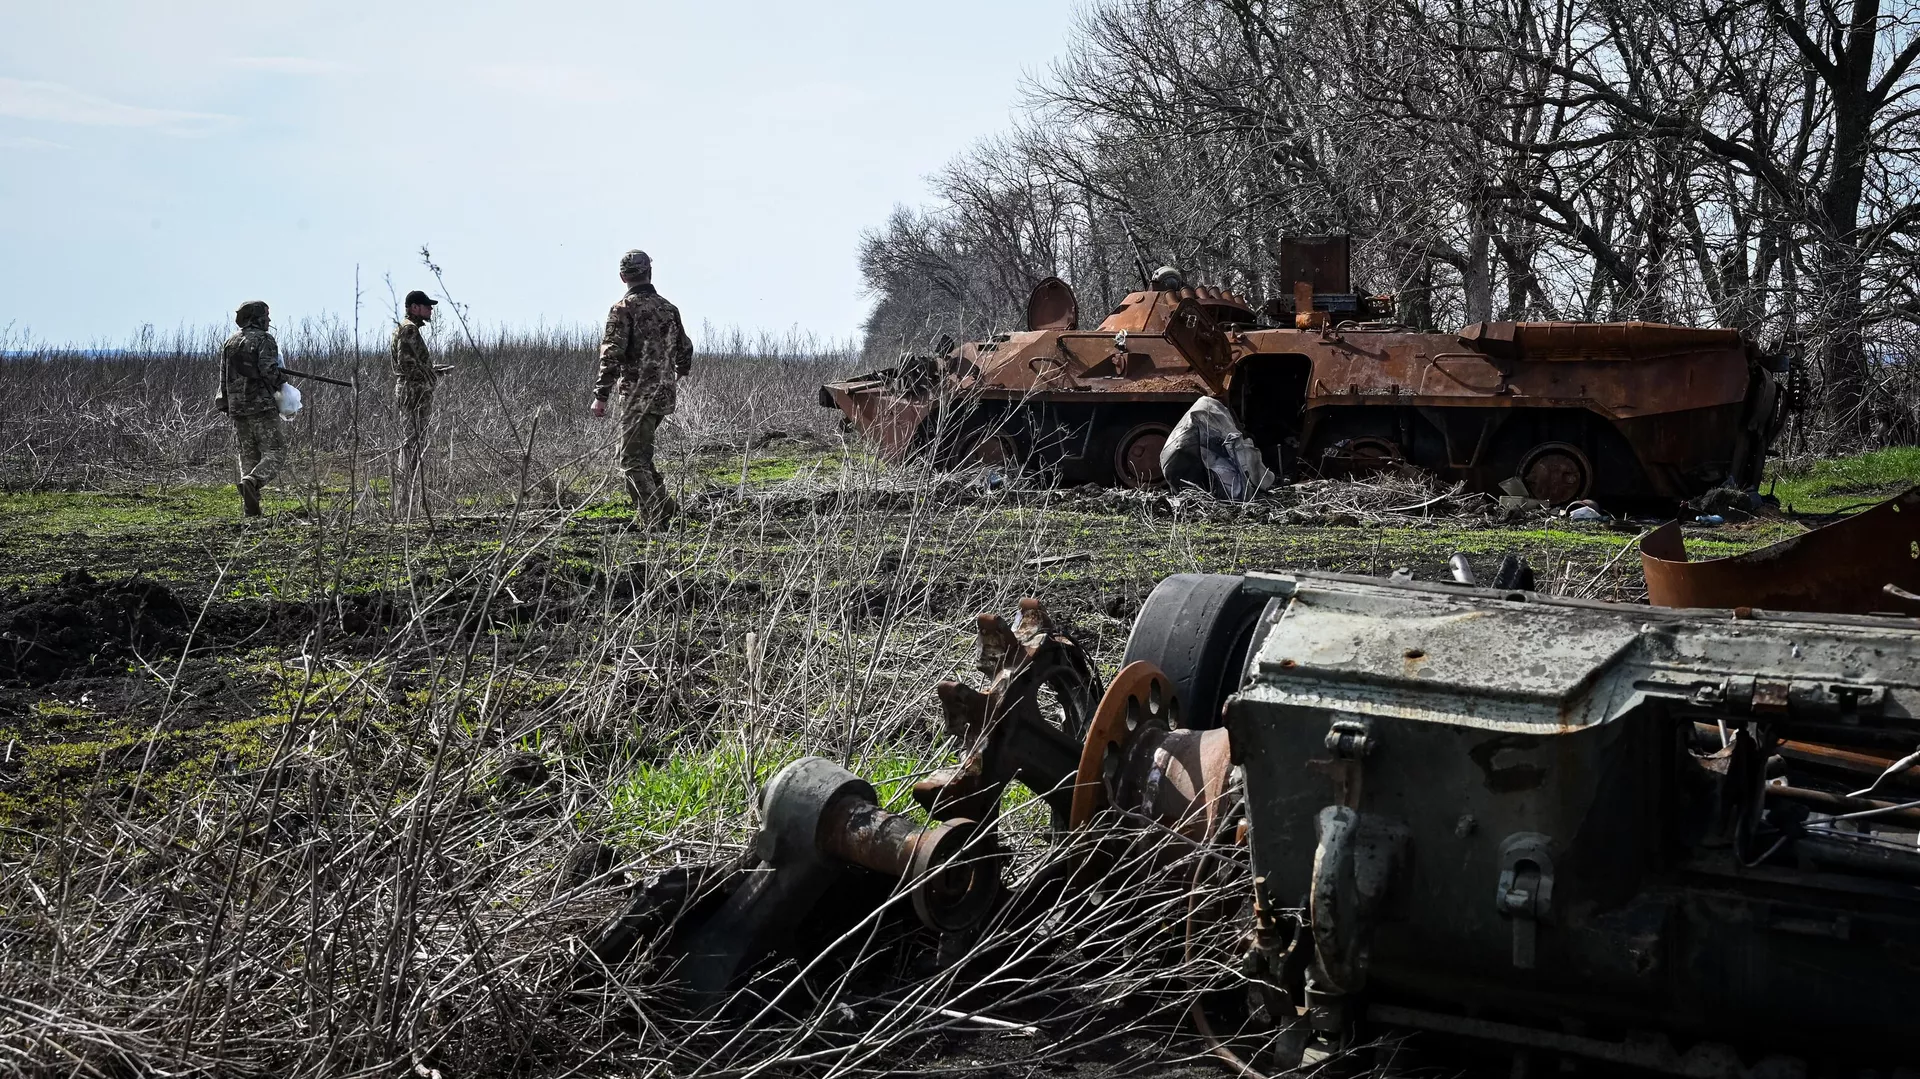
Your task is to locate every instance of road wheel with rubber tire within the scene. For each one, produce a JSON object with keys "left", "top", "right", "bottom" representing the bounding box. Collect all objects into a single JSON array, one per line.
[
  {"left": 1517, "top": 441, "right": 1593, "bottom": 504},
  {"left": 1122, "top": 573, "right": 1268, "bottom": 730},
  {"left": 1112, "top": 420, "right": 1173, "bottom": 487}
]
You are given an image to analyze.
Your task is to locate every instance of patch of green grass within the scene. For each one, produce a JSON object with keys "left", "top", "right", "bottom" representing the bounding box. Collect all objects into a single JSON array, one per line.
[
  {"left": 697, "top": 446, "right": 849, "bottom": 487},
  {"left": 1768, "top": 447, "right": 1920, "bottom": 513},
  {"left": 604, "top": 736, "right": 939, "bottom": 844},
  {"left": 0, "top": 703, "right": 289, "bottom": 826},
  {"left": 0, "top": 486, "right": 303, "bottom": 538}
]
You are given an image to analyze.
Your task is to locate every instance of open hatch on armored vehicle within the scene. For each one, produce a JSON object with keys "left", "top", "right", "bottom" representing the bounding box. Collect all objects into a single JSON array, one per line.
[{"left": 822, "top": 237, "right": 1797, "bottom": 504}]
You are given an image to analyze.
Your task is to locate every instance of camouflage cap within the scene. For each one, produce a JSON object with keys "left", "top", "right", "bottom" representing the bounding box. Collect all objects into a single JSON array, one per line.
[
  {"left": 235, "top": 300, "right": 270, "bottom": 325},
  {"left": 618, "top": 249, "right": 652, "bottom": 280}
]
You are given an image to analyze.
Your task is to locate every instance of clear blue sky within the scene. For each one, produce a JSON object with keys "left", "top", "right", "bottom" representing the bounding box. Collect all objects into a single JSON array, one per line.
[{"left": 0, "top": 1, "right": 1078, "bottom": 346}]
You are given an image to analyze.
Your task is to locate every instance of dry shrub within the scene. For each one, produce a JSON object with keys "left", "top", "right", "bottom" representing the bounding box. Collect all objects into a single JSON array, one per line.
[
  {"left": 0, "top": 444, "right": 1295, "bottom": 1077},
  {"left": 0, "top": 319, "right": 855, "bottom": 496}
]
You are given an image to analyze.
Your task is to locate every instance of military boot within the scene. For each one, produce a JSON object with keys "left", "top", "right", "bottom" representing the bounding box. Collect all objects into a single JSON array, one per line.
[
  {"left": 238, "top": 477, "right": 263, "bottom": 517},
  {"left": 650, "top": 495, "right": 679, "bottom": 530}
]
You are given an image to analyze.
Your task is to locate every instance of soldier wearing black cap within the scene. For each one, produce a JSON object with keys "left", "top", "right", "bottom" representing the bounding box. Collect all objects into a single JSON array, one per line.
[{"left": 392, "top": 289, "right": 442, "bottom": 512}]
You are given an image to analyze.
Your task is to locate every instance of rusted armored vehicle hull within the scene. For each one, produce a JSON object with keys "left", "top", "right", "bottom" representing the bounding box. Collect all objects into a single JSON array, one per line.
[
  {"left": 1234, "top": 321, "right": 1780, "bottom": 502},
  {"left": 826, "top": 251, "right": 1788, "bottom": 503}
]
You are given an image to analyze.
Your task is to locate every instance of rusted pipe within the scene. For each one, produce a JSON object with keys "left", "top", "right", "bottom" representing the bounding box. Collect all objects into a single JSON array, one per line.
[
  {"left": 1763, "top": 785, "right": 1920, "bottom": 830},
  {"left": 819, "top": 796, "right": 924, "bottom": 878},
  {"left": 817, "top": 794, "right": 1002, "bottom": 933}
]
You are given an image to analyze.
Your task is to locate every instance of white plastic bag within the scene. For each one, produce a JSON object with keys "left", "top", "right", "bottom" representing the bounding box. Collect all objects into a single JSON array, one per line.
[{"left": 276, "top": 381, "right": 302, "bottom": 420}]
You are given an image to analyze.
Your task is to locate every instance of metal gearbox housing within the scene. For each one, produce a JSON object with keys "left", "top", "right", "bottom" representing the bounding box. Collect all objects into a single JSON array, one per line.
[{"left": 1219, "top": 569, "right": 1920, "bottom": 1062}]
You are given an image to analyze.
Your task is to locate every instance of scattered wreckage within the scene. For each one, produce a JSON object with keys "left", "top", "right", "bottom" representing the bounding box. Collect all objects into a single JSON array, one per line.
[
  {"left": 581, "top": 503, "right": 1920, "bottom": 1074},
  {"left": 822, "top": 237, "right": 1798, "bottom": 504},
  {"left": 1642, "top": 485, "right": 1920, "bottom": 615}
]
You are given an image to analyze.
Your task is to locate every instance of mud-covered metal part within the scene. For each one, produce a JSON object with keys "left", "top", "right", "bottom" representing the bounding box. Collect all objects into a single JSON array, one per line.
[
  {"left": 1641, "top": 485, "right": 1920, "bottom": 615},
  {"left": 671, "top": 756, "right": 866, "bottom": 998},
  {"left": 589, "top": 604, "right": 1103, "bottom": 1002},
  {"left": 661, "top": 756, "right": 1002, "bottom": 999},
  {"left": 1220, "top": 568, "right": 1920, "bottom": 1067},
  {"left": 572, "top": 861, "right": 745, "bottom": 992},
  {"left": 821, "top": 235, "right": 1786, "bottom": 502},
  {"left": 915, "top": 598, "right": 1101, "bottom": 828},
  {"left": 817, "top": 796, "right": 1001, "bottom": 933}
]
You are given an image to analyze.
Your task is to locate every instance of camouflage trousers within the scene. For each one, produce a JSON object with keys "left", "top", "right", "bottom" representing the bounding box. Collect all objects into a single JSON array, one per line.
[
  {"left": 232, "top": 410, "right": 284, "bottom": 487},
  {"left": 619, "top": 402, "right": 668, "bottom": 516},
  {"left": 395, "top": 384, "right": 434, "bottom": 499}
]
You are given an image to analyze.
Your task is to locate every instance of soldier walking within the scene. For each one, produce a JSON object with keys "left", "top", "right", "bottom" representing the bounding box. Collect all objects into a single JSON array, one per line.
[
  {"left": 214, "top": 300, "right": 286, "bottom": 517},
  {"left": 591, "top": 250, "right": 693, "bottom": 522},
  {"left": 391, "top": 289, "right": 441, "bottom": 512}
]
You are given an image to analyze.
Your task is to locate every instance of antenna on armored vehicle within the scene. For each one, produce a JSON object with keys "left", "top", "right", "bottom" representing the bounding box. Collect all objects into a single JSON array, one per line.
[{"left": 1116, "top": 209, "right": 1154, "bottom": 291}]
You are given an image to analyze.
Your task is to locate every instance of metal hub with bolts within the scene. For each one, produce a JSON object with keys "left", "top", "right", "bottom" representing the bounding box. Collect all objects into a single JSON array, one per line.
[{"left": 1071, "top": 660, "right": 1235, "bottom": 839}]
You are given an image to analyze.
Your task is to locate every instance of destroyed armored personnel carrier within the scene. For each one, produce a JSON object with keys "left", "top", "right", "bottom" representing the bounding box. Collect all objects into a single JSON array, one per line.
[{"left": 823, "top": 238, "right": 1794, "bottom": 503}]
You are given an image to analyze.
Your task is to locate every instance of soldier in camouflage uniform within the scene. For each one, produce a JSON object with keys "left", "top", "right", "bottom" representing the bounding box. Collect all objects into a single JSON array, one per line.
[
  {"left": 391, "top": 289, "right": 440, "bottom": 512},
  {"left": 214, "top": 300, "right": 286, "bottom": 517},
  {"left": 591, "top": 250, "right": 693, "bottom": 521}
]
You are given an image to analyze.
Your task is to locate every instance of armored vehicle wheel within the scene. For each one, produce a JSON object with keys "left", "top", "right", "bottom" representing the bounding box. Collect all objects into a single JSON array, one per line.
[
  {"left": 1330, "top": 436, "right": 1403, "bottom": 478},
  {"left": 1518, "top": 441, "right": 1593, "bottom": 504},
  {"left": 1122, "top": 574, "right": 1267, "bottom": 730},
  {"left": 1113, "top": 420, "right": 1173, "bottom": 487}
]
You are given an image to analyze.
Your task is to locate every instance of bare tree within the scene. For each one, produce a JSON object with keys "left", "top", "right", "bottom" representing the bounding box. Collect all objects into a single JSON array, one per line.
[{"left": 858, "top": 0, "right": 1920, "bottom": 445}]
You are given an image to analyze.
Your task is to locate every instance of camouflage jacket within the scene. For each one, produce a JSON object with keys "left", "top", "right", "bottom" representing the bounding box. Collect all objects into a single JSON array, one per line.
[
  {"left": 391, "top": 317, "right": 435, "bottom": 391},
  {"left": 220, "top": 324, "right": 284, "bottom": 417},
  {"left": 594, "top": 283, "right": 692, "bottom": 415}
]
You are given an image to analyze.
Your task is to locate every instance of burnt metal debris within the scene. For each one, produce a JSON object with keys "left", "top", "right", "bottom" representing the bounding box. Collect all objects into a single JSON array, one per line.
[
  {"left": 1641, "top": 485, "right": 1920, "bottom": 615},
  {"left": 821, "top": 237, "right": 1796, "bottom": 503},
  {"left": 581, "top": 564, "right": 1919, "bottom": 1073}
]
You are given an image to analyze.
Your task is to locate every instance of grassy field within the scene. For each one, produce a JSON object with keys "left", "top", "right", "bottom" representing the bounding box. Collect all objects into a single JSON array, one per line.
[
  {"left": 0, "top": 436, "right": 1837, "bottom": 838},
  {"left": 1765, "top": 445, "right": 1920, "bottom": 512},
  {"left": 1, "top": 420, "right": 1906, "bottom": 1076}
]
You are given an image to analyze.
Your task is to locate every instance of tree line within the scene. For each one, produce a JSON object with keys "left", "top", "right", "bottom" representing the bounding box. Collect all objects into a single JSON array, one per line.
[{"left": 859, "top": 0, "right": 1920, "bottom": 447}]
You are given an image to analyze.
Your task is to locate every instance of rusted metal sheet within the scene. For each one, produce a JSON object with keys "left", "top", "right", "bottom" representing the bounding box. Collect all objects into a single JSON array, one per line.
[
  {"left": 1640, "top": 486, "right": 1920, "bottom": 615},
  {"left": 1458, "top": 320, "right": 1746, "bottom": 359},
  {"left": 823, "top": 378, "right": 928, "bottom": 460},
  {"left": 1162, "top": 298, "right": 1234, "bottom": 396},
  {"left": 1279, "top": 235, "right": 1352, "bottom": 294}
]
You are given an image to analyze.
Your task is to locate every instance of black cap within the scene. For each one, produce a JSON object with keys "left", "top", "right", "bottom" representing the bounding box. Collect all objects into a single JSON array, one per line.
[{"left": 405, "top": 290, "right": 438, "bottom": 307}]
